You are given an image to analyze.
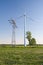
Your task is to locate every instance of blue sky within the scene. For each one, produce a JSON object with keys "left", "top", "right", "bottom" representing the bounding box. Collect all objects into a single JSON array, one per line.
[{"left": 0, "top": 0, "right": 43, "bottom": 44}]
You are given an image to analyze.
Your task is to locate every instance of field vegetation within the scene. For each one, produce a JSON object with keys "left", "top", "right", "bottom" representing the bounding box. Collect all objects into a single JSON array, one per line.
[{"left": 0, "top": 45, "right": 43, "bottom": 65}]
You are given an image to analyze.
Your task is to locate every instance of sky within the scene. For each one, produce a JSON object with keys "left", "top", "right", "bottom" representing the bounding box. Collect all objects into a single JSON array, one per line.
[{"left": 0, "top": 0, "right": 43, "bottom": 44}]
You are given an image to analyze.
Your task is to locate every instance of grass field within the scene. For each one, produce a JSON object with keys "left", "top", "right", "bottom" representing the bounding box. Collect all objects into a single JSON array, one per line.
[{"left": 0, "top": 45, "right": 43, "bottom": 65}]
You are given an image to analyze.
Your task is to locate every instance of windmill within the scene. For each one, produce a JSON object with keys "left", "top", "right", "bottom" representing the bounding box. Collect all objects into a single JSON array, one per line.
[
  {"left": 8, "top": 19, "right": 17, "bottom": 46},
  {"left": 17, "top": 13, "right": 37, "bottom": 47}
]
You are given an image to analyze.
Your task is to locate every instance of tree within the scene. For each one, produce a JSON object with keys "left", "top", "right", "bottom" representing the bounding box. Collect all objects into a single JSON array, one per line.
[
  {"left": 30, "top": 38, "right": 36, "bottom": 45},
  {"left": 26, "top": 31, "right": 32, "bottom": 45},
  {"left": 26, "top": 31, "right": 36, "bottom": 45}
]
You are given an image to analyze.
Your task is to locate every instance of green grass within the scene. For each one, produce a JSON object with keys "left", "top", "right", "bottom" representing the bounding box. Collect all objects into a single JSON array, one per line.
[{"left": 0, "top": 45, "right": 43, "bottom": 65}]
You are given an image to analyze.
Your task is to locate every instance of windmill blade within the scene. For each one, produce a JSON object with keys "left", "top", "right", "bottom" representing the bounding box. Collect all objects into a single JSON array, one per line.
[
  {"left": 16, "top": 15, "right": 24, "bottom": 20},
  {"left": 26, "top": 16, "right": 38, "bottom": 22}
]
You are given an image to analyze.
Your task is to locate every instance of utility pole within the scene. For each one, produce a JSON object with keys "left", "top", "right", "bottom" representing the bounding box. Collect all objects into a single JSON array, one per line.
[{"left": 8, "top": 19, "right": 17, "bottom": 46}]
